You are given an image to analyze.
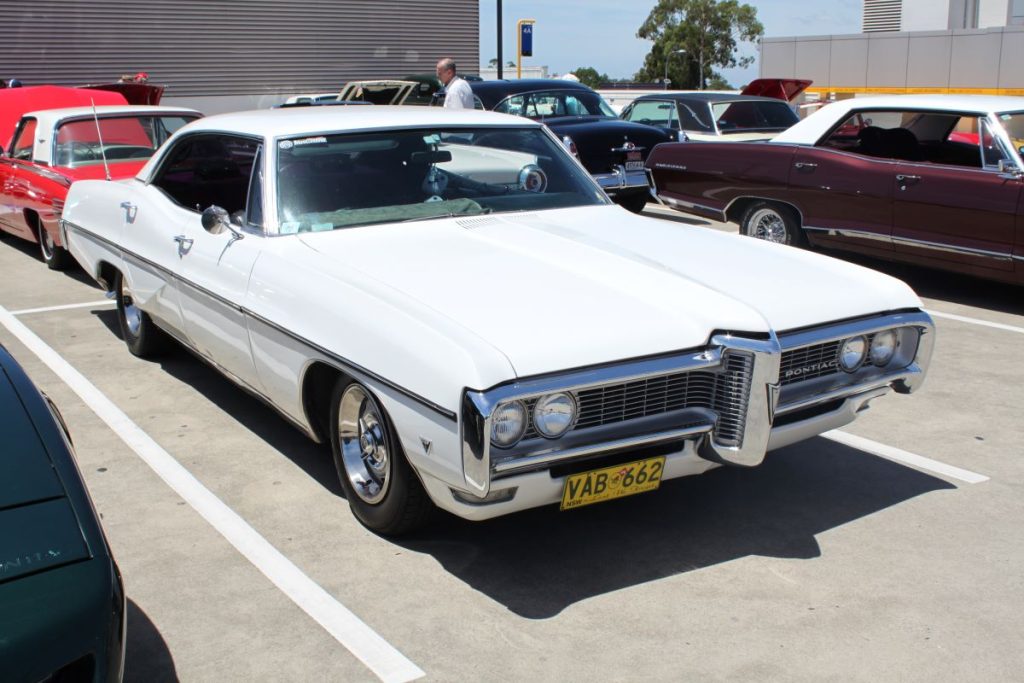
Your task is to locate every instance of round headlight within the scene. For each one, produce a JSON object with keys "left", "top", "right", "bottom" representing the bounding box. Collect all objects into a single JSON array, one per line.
[
  {"left": 839, "top": 335, "right": 867, "bottom": 372},
  {"left": 532, "top": 392, "right": 577, "bottom": 439},
  {"left": 491, "top": 401, "right": 527, "bottom": 448},
  {"left": 870, "top": 330, "right": 898, "bottom": 366}
]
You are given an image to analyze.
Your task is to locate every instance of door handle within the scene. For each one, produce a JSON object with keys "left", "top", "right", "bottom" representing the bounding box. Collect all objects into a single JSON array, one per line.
[
  {"left": 173, "top": 235, "right": 194, "bottom": 257},
  {"left": 120, "top": 201, "right": 137, "bottom": 223},
  {"left": 896, "top": 174, "right": 921, "bottom": 184},
  {"left": 794, "top": 162, "right": 818, "bottom": 171}
]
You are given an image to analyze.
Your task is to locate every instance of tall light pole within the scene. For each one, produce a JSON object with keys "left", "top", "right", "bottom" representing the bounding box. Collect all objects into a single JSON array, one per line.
[
  {"left": 497, "top": 0, "right": 503, "bottom": 79},
  {"left": 663, "top": 48, "right": 686, "bottom": 90}
]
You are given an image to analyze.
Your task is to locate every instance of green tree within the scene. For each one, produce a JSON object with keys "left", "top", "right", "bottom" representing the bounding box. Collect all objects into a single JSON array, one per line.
[
  {"left": 571, "top": 66, "right": 610, "bottom": 89},
  {"left": 635, "top": 0, "right": 762, "bottom": 90}
]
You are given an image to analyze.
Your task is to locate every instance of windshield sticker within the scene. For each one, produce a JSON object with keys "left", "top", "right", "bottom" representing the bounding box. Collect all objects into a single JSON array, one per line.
[
  {"left": 280, "top": 221, "right": 300, "bottom": 234},
  {"left": 278, "top": 140, "right": 294, "bottom": 150},
  {"left": 293, "top": 136, "right": 328, "bottom": 146}
]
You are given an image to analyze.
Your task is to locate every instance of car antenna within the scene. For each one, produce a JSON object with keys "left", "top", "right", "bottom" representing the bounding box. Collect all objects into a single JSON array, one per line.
[{"left": 90, "top": 98, "right": 112, "bottom": 181}]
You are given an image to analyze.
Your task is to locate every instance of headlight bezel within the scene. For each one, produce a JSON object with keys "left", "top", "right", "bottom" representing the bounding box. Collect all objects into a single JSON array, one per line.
[
  {"left": 490, "top": 400, "right": 528, "bottom": 448},
  {"left": 532, "top": 391, "right": 578, "bottom": 439},
  {"left": 839, "top": 335, "right": 868, "bottom": 372}
]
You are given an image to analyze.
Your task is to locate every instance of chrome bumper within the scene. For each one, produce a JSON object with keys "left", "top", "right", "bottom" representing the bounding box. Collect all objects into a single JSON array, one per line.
[{"left": 592, "top": 165, "right": 650, "bottom": 194}]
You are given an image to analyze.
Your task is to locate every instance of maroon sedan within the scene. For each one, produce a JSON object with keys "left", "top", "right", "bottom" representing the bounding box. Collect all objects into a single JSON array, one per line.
[
  {"left": 647, "top": 94, "right": 1024, "bottom": 285},
  {"left": 0, "top": 87, "right": 199, "bottom": 269}
]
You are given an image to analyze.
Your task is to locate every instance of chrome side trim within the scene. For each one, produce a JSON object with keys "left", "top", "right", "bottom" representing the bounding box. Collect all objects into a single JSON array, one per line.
[
  {"left": 63, "top": 220, "right": 456, "bottom": 421},
  {"left": 659, "top": 195, "right": 726, "bottom": 220},
  {"left": 890, "top": 235, "right": 1012, "bottom": 261},
  {"left": 493, "top": 423, "right": 713, "bottom": 476},
  {"left": 803, "top": 225, "right": 892, "bottom": 244}
]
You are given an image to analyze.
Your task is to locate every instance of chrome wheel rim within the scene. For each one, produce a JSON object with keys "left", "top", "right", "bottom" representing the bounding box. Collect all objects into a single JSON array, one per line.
[
  {"left": 338, "top": 385, "right": 391, "bottom": 504},
  {"left": 748, "top": 208, "right": 788, "bottom": 243},
  {"left": 120, "top": 285, "right": 143, "bottom": 337},
  {"left": 40, "top": 229, "right": 55, "bottom": 259}
]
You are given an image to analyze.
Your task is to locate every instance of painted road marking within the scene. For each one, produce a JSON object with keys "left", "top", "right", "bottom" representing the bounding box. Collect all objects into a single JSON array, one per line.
[
  {"left": 925, "top": 309, "right": 1024, "bottom": 335},
  {"left": 10, "top": 300, "right": 114, "bottom": 316},
  {"left": 0, "top": 304, "right": 425, "bottom": 683},
  {"left": 825, "top": 430, "right": 989, "bottom": 485}
]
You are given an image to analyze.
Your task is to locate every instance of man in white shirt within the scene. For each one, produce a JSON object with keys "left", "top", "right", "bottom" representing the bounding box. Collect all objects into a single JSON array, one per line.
[{"left": 436, "top": 57, "right": 475, "bottom": 109}]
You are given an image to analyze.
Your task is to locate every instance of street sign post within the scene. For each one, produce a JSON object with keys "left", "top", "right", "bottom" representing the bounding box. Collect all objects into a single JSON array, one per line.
[{"left": 516, "top": 19, "right": 535, "bottom": 79}]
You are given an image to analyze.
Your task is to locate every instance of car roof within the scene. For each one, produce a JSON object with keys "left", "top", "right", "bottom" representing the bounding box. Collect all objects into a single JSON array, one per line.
[
  {"left": 26, "top": 105, "right": 201, "bottom": 128},
  {"left": 773, "top": 94, "right": 1024, "bottom": 144},
  {"left": 178, "top": 105, "right": 540, "bottom": 138},
  {"left": 634, "top": 92, "right": 786, "bottom": 105}
]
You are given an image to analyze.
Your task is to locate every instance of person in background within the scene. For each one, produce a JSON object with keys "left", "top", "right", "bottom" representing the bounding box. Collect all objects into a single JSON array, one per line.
[{"left": 435, "top": 57, "right": 474, "bottom": 110}]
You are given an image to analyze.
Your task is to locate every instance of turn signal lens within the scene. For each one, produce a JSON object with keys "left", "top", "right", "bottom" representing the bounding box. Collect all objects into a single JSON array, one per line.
[
  {"left": 870, "top": 330, "right": 898, "bottom": 366},
  {"left": 532, "top": 392, "right": 577, "bottom": 438},
  {"left": 839, "top": 336, "right": 867, "bottom": 372},
  {"left": 491, "top": 401, "right": 527, "bottom": 448}
]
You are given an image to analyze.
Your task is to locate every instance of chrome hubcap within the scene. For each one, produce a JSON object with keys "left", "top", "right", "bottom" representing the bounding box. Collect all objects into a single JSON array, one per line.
[
  {"left": 748, "top": 208, "right": 788, "bottom": 244},
  {"left": 121, "top": 286, "right": 142, "bottom": 337},
  {"left": 338, "top": 385, "right": 391, "bottom": 504}
]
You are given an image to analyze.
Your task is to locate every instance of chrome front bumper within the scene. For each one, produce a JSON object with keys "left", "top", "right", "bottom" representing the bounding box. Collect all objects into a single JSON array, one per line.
[{"left": 457, "top": 310, "right": 934, "bottom": 505}]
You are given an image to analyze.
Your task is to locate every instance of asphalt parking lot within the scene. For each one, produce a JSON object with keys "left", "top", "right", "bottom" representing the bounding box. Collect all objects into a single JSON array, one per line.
[{"left": 1, "top": 207, "right": 1022, "bottom": 682}]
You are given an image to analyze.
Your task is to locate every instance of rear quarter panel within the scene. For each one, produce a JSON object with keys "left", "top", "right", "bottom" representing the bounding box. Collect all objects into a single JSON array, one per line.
[
  {"left": 647, "top": 142, "right": 798, "bottom": 219},
  {"left": 61, "top": 179, "right": 132, "bottom": 284}
]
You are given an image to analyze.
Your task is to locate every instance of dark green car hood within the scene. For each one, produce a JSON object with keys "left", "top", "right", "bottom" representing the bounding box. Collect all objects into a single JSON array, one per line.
[{"left": 0, "top": 366, "right": 90, "bottom": 582}]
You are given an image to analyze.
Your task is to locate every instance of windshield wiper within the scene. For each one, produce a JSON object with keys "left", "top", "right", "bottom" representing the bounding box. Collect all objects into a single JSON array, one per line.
[{"left": 400, "top": 208, "right": 492, "bottom": 224}]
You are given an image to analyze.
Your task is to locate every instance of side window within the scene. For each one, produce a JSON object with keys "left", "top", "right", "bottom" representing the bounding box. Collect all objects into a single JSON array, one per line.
[
  {"left": 820, "top": 110, "right": 918, "bottom": 160},
  {"left": 979, "top": 118, "right": 1012, "bottom": 169},
  {"left": 151, "top": 134, "right": 260, "bottom": 217},
  {"left": 625, "top": 100, "right": 677, "bottom": 128},
  {"left": 10, "top": 118, "right": 37, "bottom": 160},
  {"left": 495, "top": 95, "right": 526, "bottom": 116}
]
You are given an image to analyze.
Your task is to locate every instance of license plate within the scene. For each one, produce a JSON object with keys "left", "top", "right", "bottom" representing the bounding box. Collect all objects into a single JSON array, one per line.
[
  {"left": 560, "top": 456, "right": 666, "bottom": 511},
  {"left": 625, "top": 160, "right": 645, "bottom": 170}
]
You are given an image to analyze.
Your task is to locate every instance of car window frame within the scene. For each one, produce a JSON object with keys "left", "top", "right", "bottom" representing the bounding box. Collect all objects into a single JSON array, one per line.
[
  {"left": 814, "top": 106, "right": 1024, "bottom": 173},
  {"left": 9, "top": 117, "right": 38, "bottom": 161},
  {"left": 147, "top": 130, "right": 266, "bottom": 235}
]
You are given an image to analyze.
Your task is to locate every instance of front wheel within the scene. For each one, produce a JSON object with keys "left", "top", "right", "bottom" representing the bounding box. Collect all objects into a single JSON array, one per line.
[
  {"left": 330, "top": 380, "right": 433, "bottom": 535},
  {"left": 115, "top": 271, "right": 168, "bottom": 358},
  {"left": 740, "top": 201, "right": 805, "bottom": 247},
  {"left": 39, "top": 226, "right": 73, "bottom": 271},
  {"left": 615, "top": 192, "right": 649, "bottom": 214}
]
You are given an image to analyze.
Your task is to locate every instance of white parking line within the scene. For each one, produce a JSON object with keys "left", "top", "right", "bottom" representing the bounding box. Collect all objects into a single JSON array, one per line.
[
  {"left": 824, "top": 430, "right": 989, "bottom": 484},
  {"left": 10, "top": 300, "right": 115, "bottom": 316},
  {"left": 925, "top": 309, "right": 1024, "bottom": 335},
  {"left": 0, "top": 304, "right": 425, "bottom": 683}
]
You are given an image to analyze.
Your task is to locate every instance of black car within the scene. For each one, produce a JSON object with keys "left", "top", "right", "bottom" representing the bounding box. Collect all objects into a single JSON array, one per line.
[
  {"left": 620, "top": 79, "right": 810, "bottom": 143},
  {"left": 438, "top": 79, "right": 672, "bottom": 212},
  {"left": 0, "top": 344, "right": 126, "bottom": 681}
]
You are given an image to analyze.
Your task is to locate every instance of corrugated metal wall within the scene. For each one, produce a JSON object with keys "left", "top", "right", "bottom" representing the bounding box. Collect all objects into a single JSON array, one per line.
[{"left": 1, "top": 0, "right": 479, "bottom": 96}]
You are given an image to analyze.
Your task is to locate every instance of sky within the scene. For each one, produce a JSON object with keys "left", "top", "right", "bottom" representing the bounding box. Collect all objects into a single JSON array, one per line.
[{"left": 478, "top": 0, "right": 862, "bottom": 86}]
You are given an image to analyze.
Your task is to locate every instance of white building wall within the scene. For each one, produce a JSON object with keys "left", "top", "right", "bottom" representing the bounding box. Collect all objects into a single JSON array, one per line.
[
  {"left": 979, "top": 0, "right": 1011, "bottom": 26},
  {"left": 901, "top": 0, "right": 951, "bottom": 31}
]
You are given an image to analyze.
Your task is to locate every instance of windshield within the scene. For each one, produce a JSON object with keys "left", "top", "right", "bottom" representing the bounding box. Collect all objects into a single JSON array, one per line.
[
  {"left": 54, "top": 115, "right": 196, "bottom": 167},
  {"left": 494, "top": 89, "right": 616, "bottom": 119},
  {"left": 275, "top": 126, "right": 607, "bottom": 233},
  {"left": 996, "top": 111, "right": 1024, "bottom": 158},
  {"left": 710, "top": 100, "right": 799, "bottom": 133}
]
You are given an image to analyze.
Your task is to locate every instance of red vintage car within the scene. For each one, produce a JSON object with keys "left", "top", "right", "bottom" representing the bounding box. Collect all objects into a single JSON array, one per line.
[
  {"left": 0, "top": 87, "right": 199, "bottom": 268},
  {"left": 647, "top": 94, "right": 1024, "bottom": 285}
]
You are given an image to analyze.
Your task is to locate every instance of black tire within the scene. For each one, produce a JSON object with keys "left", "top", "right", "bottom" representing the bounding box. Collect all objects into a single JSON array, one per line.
[
  {"left": 329, "top": 379, "right": 433, "bottom": 535},
  {"left": 616, "top": 192, "right": 649, "bottom": 214},
  {"left": 739, "top": 201, "right": 806, "bottom": 247},
  {"left": 38, "top": 226, "right": 73, "bottom": 271},
  {"left": 114, "top": 271, "right": 168, "bottom": 358}
]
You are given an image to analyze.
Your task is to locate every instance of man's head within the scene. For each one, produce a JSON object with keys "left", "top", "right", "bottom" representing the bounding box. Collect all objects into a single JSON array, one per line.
[{"left": 436, "top": 57, "right": 457, "bottom": 86}]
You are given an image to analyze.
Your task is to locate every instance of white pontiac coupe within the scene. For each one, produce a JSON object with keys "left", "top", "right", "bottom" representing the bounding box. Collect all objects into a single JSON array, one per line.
[{"left": 61, "top": 107, "right": 934, "bottom": 534}]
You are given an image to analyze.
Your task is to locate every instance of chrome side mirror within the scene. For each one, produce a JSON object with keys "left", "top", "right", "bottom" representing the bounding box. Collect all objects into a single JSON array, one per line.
[
  {"left": 997, "top": 159, "right": 1023, "bottom": 179},
  {"left": 201, "top": 205, "right": 243, "bottom": 239}
]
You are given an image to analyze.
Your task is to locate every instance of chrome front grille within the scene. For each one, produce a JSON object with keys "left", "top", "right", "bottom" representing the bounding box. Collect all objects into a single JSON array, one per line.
[
  {"left": 780, "top": 334, "right": 876, "bottom": 385},
  {"left": 522, "top": 352, "right": 755, "bottom": 447}
]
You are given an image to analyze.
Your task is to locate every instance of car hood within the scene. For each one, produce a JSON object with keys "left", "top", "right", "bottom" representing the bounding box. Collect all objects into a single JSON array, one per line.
[{"left": 295, "top": 206, "right": 920, "bottom": 378}]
